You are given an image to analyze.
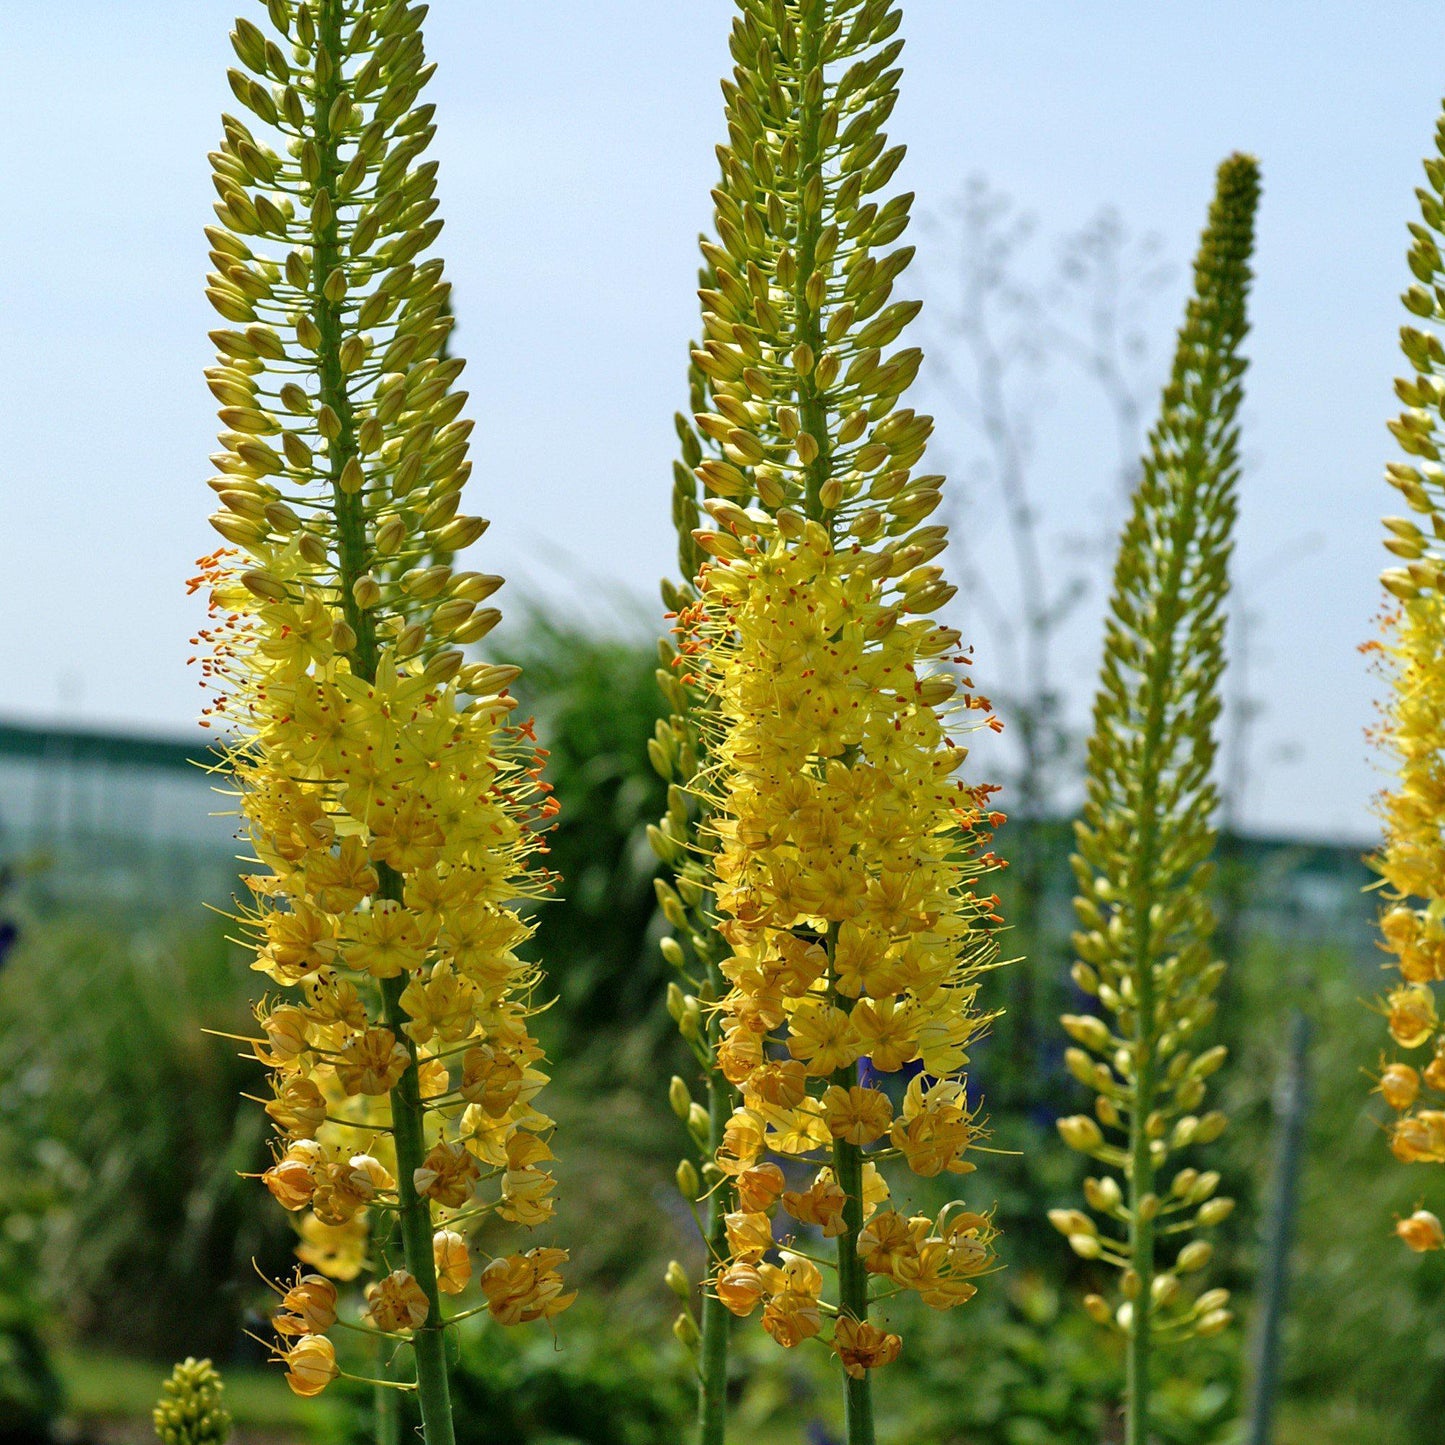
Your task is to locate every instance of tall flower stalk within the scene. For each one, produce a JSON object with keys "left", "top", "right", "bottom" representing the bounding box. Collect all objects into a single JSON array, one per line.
[
  {"left": 1050, "top": 154, "right": 1259, "bottom": 1445},
  {"left": 1370, "top": 99, "right": 1445, "bottom": 1258},
  {"left": 654, "top": 338, "right": 740, "bottom": 1444},
  {"left": 195, "top": 1, "right": 571, "bottom": 1435},
  {"left": 674, "top": 3, "right": 1006, "bottom": 1440}
]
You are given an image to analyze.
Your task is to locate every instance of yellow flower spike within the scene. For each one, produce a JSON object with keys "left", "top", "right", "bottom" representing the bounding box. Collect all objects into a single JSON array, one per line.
[
  {"left": 197, "top": 3, "right": 566, "bottom": 1438},
  {"left": 666, "top": 8, "right": 1006, "bottom": 1441},
  {"left": 1370, "top": 92, "right": 1445, "bottom": 1254}
]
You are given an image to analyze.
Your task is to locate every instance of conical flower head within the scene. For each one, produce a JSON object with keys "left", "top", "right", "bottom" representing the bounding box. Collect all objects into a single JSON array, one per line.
[
  {"left": 194, "top": 0, "right": 571, "bottom": 1392},
  {"left": 672, "top": 0, "right": 1007, "bottom": 1368},
  {"left": 1370, "top": 99, "right": 1445, "bottom": 1246},
  {"left": 1053, "top": 153, "right": 1261, "bottom": 1346}
]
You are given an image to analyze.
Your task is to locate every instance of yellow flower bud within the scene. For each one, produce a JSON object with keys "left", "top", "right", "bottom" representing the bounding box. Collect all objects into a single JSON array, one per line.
[
  {"left": 1150, "top": 1273, "right": 1180, "bottom": 1307},
  {"left": 1176, "top": 1241, "right": 1212, "bottom": 1273},
  {"left": 1057, "top": 1115, "right": 1104, "bottom": 1153},
  {"left": 676, "top": 1159, "right": 701, "bottom": 1201},
  {"left": 673, "top": 1310, "right": 701, "bottom": 1351},
  {"left": 1083, "top": 1176, "right": 1123, "bottom": 1215},
  {"left": 351, "top": 573, "right": 381, "bottom": 608},
  {"left": 665, "top": 1260, "right": 692, "bottom": 1300},
  {"left": 1197, "top": 1197, "right": 1234, "bottom": 1227}
]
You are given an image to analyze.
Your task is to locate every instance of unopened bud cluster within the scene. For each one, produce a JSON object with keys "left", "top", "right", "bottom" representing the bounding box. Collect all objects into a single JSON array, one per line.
[
  {"left": 194, "top": 0, "right": 571, "bottom": 1395},
  {"left": 153, "top": 1358, "right": 232, "bottom": 1445},
  {"left": 1053, "top": 155, "right": 1261, "bottom": 1347},
  {"left": 650, "top": 216, "right": 749, "bottom": 1371}
]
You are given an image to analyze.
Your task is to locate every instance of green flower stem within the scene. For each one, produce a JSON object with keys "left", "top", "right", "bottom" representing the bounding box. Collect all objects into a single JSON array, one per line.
[
  {"left": 312, "top": 0, "right": 369, "bottom": 661},
  {"left": 312, "top": 3, "right": 454, "bottom": 1440},
  {"left": 827, "top": 919, "right": 872, "bottom": 1444},
  {"left": 380, "top": 966, "right": 455, "bottom": 1445},
  {"left": 793, "top": 6, "right": 869, "bottom": 1431},
  {"left": 698, "top": 1023, "right": 732, "bottom": 1445},
  {"left": 1119, "top": 321, "right": 1209, "bottom": 1445},
  {"left": 1243, "top": 1006, "right": 1310, "bottom": 1445},
  {"left": 368, "top": 1220, "right": 404, "bottom": 1445},
  {"left": 1121, "top": 683, "right": 1167, "bottom": 1444},
  {"left": 374, "top": 1340, "right": 402, "bottom": 1445},
  {"left": 831, "top": 1135, "right": 875, "bottom": 1445}
]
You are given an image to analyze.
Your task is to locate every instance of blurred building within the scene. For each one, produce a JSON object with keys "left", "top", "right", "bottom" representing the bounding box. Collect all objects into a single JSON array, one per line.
[{"left": 0, "top": 719, "right": 238, "bottom": 915}]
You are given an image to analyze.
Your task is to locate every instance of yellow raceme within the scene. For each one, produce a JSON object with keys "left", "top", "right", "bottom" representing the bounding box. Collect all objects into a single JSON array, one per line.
[
  {"left": 195, "top": 0, "right": 571, "bottom": 1401},
  {"left": 654, "top": 5, "right": 1010, "bottom": 1405},
  {"left": 1374, "top": 510, "right": 1445, "bottom": 1221},
  {"left": 1369, "top": 101, "right": 1445, "bottom": 1255},
  {"left": 681, "top": 515, "right": 1003, "bottom": 1362}
]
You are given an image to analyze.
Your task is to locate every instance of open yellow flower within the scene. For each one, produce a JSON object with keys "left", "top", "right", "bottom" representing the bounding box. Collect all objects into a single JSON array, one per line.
[
  {"left": 433, "top": 1230, "right": 472, "bottom": 1296},
  {"left": 1397, "top": 1209, "right": 1445, "bottom": 1251},
  {"left": 833, "top": 1317, "right": 902, "bottom": 1380},
  {"left": 364, "top": 1270, "right": 431, "bottom": 1334},
  {"left": 273, "top": 1273, "right": 338, "bottom": 1338},
  {"left": 280, "top": 1335, "right": 337, "bottom": 1398},
  {"left": 478, "top": 1249, "right": 576, "bottom": 1325}
]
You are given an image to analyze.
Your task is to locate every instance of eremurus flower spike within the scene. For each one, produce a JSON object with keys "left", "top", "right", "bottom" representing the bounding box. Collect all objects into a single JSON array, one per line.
[
  {"left": 1368, "top": 98, "right": 1445, "bottom": 1255},
  {"left": 1051, "top": 154, "right": 1259, "bottom": 1445},
  {"left": 674, "top": 3, "right": 1006, "bottom": 1439},
  {"left": 194, "top": 2, "right": 571, "bottom": 1437}
]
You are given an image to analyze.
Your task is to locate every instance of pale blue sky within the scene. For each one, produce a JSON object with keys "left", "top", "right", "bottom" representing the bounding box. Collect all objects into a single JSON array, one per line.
[{"left": 3, "top": 1, "right": 1443, "bottom": 841}]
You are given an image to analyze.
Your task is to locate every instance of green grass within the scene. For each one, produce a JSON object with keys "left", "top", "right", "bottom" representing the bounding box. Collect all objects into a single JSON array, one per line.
[
  {"left": 1275, "top": 1398, "right": 1411, "bottom": 1445},
  {"left": 57, "top": 1348, "right": 310, "bottom": 1432}
]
